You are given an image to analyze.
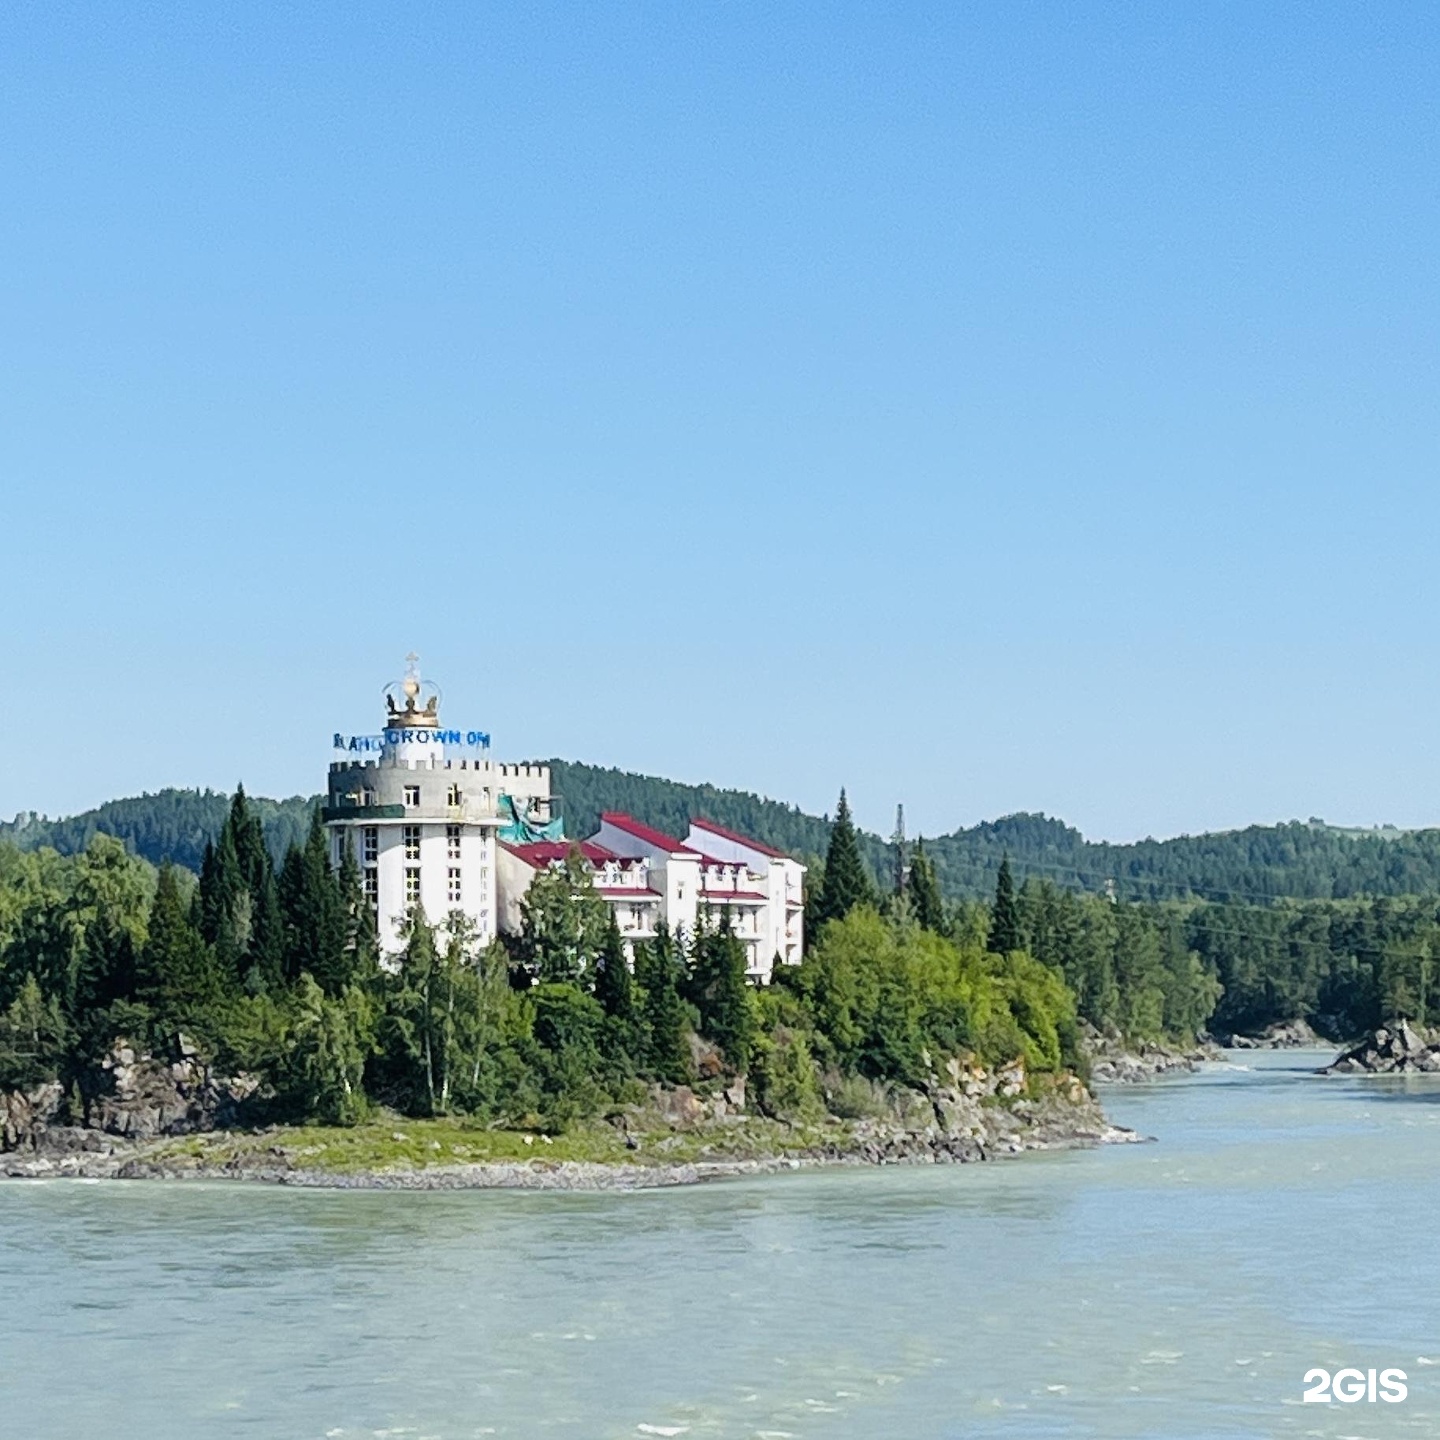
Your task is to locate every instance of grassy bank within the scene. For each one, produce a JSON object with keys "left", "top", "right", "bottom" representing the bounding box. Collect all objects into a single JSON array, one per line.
[{"left": 139, "top": 1113, "right": 857, "bottom": 1176}]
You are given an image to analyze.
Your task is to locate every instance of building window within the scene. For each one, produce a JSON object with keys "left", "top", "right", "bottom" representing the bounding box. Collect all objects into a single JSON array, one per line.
[
  {"left": 480, "top": 865, "right": 489, "bottom": 882},
  {"left": 362, "top": 787, "right": 377, "bottom": 806},
  {"left": 404, "top": 784, "right": 420, "bottom": 807},
  {"left": 447, "top": 783, "right": 462, "bottom": 807},
  {"left": 448, "top": 867, "right": 462, "bottom": 904},
  {"left": 405, "top": 867, "right": 421, "bottom": 905},
  {"left": 362, "top": 826, "right": 378, "bottom": 864},
  {"left": 404, "top": 825, "right": 421, "bottom": 860},
  {"left": 446, "top": 824, "right": 461, "bottom": 860},
  {"left": 363, "top": 866, "right": 378, "bottom": 905}
]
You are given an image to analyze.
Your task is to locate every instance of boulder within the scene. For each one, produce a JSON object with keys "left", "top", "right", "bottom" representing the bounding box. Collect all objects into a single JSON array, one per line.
[
  {"left": 1324, "top": 1022, "right": 1440, "bottom": 1075},
  {"left": 89, "top": 1039, "right": 260, "bottom": 1140},
  {"left": 651, "top": 1085, "right": 707, "bottom": 1127},
  {"left": 996, "top": 1060, "right": 1027, "bottom": 1098},
  {"left": 0, "top": 1081, "right": 65, "bottom": 1152},
  {"left": 1395, "top": 1019, "right": 1426, "bottom": 1056}
]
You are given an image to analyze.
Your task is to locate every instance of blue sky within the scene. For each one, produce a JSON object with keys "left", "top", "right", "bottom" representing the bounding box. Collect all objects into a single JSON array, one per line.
[{"left": 3, "top": 3, "right": 1437, "bottom": 841}]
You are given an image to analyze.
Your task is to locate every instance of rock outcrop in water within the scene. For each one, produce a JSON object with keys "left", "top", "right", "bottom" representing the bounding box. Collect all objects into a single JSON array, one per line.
[
  {"left": 1324, "top": 1021, "right": 1440, "bottom": 1074},
  {"left": 1223, "top": 1019, "right": 1324, "bottom": 1049},
  {"left": 1083, "top": 1026, "right": 1218, "bottom": 1083}
]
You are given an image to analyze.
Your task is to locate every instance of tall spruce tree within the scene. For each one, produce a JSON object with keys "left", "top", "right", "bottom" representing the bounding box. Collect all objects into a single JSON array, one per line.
[
  {"left": 988, "top": 854, "right": 1022, "bottom": 955},
  {"left": 814, "top": 789, "right": 875, "bottom": 932},
  {"left": 138, "top": 864, "right": 226, "bottom": 1036},
  {"left": 593, "top": 911, "right": 635, "bottom": 1022},
  {"left": 229, "top": 785, "right": 270, "bottom": 896},
  {"left": 196, "top": 787, "right": 284, "bottom": 992},
  {"left": 198, "top": 823, "right": 244, "bottom": 975},
  {"left": 906, "top": 839, "right": 946, "bottom": 933},
  {"left": 686, "top": 913, "right": 753, "bottom": 1071},
  {"left": 247, "top": 869, "right": 285, "bottom": 992},
  {"left": 635, "top": 925, "right": 690, "bottom": 1083},
  {"left": 280, "top": 812, "right": 346, "bottom": 989}
]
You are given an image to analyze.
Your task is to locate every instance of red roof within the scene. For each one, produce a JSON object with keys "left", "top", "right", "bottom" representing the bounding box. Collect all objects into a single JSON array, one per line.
[
  {"left": 700, "top": 889, "right": 767, "bottom": 901},
  {"left": 597, "top": 887, "right": 663, "bottom": 899},
  {"left": 689, "top": 816, "right": 788, "bottom": 860},
  {"left": 501, "top": 840, "right": 617, "bottom": 868},
  {"left": 599, "top": 812, "right": 696, "bottom": 854}
]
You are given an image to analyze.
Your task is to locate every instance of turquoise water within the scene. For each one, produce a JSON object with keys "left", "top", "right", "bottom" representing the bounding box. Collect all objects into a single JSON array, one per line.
[{"left": 3, "top": 1051, "right": 1440, "bottom": 1438}]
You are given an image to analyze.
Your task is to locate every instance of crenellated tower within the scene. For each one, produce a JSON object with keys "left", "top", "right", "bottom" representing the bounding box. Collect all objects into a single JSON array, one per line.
[{"left": 324, "top": 655, "right": 552, "bottom": 964}]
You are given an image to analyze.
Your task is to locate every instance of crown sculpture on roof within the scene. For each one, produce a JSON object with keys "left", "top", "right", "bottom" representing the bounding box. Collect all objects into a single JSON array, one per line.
[{"left": 383, "top": 652, "right": 442, "bottom": 729}]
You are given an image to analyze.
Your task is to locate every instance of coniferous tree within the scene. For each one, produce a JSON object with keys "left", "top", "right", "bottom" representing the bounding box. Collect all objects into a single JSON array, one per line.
[
  {"left": 635, "top": 925, "right": 690, "bottom": 1082},
  {"left": 247, "top": 869, "right": 285, "bottom": 993},
  {"left": 336, "top": 844, "right": 377, "bottom": 990},
  {"left": 593, "top": 911, "right": 635, "bottom": 1023},
  {"left": 814, "top": 789, "right": 875, "bottom": 932},
  {"left": 988, "top": 854, "right": 1022, "bottom": 955},
  {"left": 907, "top": 839, "right": 946, "bottom": 933},
  {"left": 801, "top": 855, "right": 826, "bottom": 955},
  {"left": 280, "top": 812, "right": 346, "bottom": 989},
  {"left": 229, "top": 785, "right": 270, "bottom": 896},
  {"left": 196, "top": 839, "right": 218, "bottom": 936},
  {"left": 195, "top": 787, "right": 285, "bottom": 992},
  {"left": 197, "top": 832, "right": 241, "bottom": 954},
  {"left": 138, "top": 864, "right": 226, "bottom": 1036},
  {"left": 686, "top": 913, "right": 753, "bottom": 1071}
]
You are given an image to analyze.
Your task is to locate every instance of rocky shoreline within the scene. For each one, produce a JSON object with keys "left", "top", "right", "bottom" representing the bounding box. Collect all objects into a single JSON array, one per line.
[
  {"left": 1, "top": 1117, "right": 1144, "bottom": 1189},
  {"left": 1, "top": 1047, "right": 1143, "bottom": 1190},
  {"left": 1084, "top": 1031, "right": 1220, "bottom": 1084},
  {"left": 1221, "top": 1019, "right": 1326, "bottom": 1049}
]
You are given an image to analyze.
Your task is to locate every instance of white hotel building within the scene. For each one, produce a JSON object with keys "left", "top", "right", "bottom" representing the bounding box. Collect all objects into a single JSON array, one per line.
[
  {"left": 324, "top": 664, "right": 551, "bottom": 958},
  {"left": 498, "top": 814, "right": 805, "bottom": 980},
  {"left": 326, "top": 663, "right": 804, "bottom": 978}
]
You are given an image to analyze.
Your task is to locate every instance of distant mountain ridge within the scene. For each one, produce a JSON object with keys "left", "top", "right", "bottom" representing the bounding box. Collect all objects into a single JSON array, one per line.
[
  {"left": 1, "top": 788, "right": 316, "bottom": 874},
  {"left": 5, "top": 762, "right": 1440, "bottom": 904}
]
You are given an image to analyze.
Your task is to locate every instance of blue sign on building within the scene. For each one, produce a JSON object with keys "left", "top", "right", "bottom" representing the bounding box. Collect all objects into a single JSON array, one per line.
[{"left": 333, "top": 728, "right": 491, "bottom": 752}]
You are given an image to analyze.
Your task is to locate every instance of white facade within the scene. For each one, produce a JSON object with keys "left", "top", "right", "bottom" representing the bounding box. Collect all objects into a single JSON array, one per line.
[
  {"left": 685, "top": 818, "right": 806, "bottom": 970},
  {"left": 499, "top": 812, "right": 805, "bottom": 981},
  {"left": 592, "top": 813, "right": 701, "bottom": 939},
  {"left": 324, "top": 667, "right": 551, "bottom": 965},
  {"left": 327, "top": 665, "right": 800, "bottom": 977}
]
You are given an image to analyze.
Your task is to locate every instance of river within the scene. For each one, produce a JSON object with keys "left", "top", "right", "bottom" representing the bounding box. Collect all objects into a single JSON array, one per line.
[{"left": 2, "top": 1050, "right": 1438, "bottom": 1438}]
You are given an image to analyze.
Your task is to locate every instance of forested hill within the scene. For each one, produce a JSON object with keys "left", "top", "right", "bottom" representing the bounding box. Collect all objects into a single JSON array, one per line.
[
  {"left": 916, "top": 813, "right": 1440, "bottom": 904},
  {"left": 6, "top": 763, "right": 1440, "bottom": 904},
  {"left": 0, "top": 789, "right": 315, "bottom": 873},
  {"left": 552, "top": 763, "right": 1440, "bottom": 903}
]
